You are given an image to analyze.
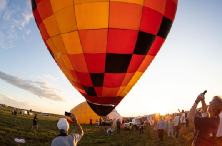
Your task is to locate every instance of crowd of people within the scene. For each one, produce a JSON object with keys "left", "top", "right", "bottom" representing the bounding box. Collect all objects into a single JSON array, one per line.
[
  {"left": 147, "top": 110, "right": 190, "bottom": 141},
  {"left": 112, "top": 92, "right": 222, "bottom": 146},
  {"left": 21, "top": 92, "right": 220, "bottom": 146}
]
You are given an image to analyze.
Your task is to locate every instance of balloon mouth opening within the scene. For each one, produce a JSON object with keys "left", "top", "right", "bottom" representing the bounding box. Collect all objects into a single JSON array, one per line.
[{"left": 87, "top": 101, "right": 115, "bottom": 116}]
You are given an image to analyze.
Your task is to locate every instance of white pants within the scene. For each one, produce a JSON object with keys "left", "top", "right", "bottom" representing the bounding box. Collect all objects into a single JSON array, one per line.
[{"left": 168, "top": 127, "right": 173, "bottom": 137}]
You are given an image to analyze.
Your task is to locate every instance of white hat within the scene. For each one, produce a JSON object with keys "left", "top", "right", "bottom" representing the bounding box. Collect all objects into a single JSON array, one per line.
[{"left": 57, "top": 118, "right": 69, "bottom": 132}]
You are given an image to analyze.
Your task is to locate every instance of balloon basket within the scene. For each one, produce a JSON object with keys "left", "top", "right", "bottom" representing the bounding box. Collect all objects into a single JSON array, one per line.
[{"left": 99, "top": 126, "right": 112, "bottom": 133}]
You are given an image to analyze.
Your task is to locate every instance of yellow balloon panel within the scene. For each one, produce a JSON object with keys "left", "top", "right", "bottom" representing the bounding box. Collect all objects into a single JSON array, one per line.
[
  {"left": 116, "top": 86, "right": 125, "bottom": 96},
  {"left": 128, "top": 71, "right": 143, "bottom": 86},
  {"left": 74, "top": 0, "right": 109, "bottom": 5},
  {"left": 50, "top": 0, "right": 73, "bottom": 13},
  {"left": 75, "top": 2, "right": 109, "bottom": 30},
  {"left": 110, "top": 0, "right": 144, "bottom": 6},
  {"left": 61, "top": 31, "right": 83, "bottom": 54},
  {"left": 56, "top": 57, "right": 65, "bottom": 67},
  {"left": 70, "top": 102, "right": 100, "bottom": 124},
  {"left": 51, "top": 35, "right": 66, "bottom": 55},
  {"left": 61, "top": 54, "right": 74, "bottom": 70},
  {"left": 69, "top": 101, "right": 121, "bottom": 124},
  {"left": 43, "top": 15, "right": 59, "bottom": 37},
  {"left": 120, "top": 85, "right": 133, "bottom": 97},
  {"left": 54, "top": 6, "right": 77, "bottom": 33}
]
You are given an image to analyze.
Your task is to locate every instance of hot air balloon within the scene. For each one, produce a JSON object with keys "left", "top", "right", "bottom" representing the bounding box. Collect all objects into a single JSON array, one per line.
[
  {"left": 31, "top": 0, "right": 178, "bottom": 116},
  {"left": 69, "top": 101, "right": 122, "bottom": 124}
]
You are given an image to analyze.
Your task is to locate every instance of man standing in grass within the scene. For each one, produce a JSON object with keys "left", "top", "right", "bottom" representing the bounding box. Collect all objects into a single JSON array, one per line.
[
  {"left": 173, "top": 113, "right": 180, "bottom": 138},
  {"left": 181, "top": 110, "right": 186, "bottom": 132},
  {"left": 32, "top": 114, "right": 38, "bottom": 129},
  {"left": 140, "top": 118, "right": 144, "bottom": 134},
  {"left": 51, "top": 113, "right": 84, "bottom": 146},
  {"left": 157, "top": 116, "right": 165, "bottom": 141},
  {"left": 116, "top": 119, "right": 121, "bottom": 133}
]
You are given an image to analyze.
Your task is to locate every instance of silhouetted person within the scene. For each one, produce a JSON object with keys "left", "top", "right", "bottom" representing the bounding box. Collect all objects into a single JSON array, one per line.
[
  {"left": 32, "top": 114, "right": 38, "bottom": 129},
  {"left": 140, "top": 118, "right": 144, "bottom": 134},
  {"left": 116, "top": 119, "right": 121, "bottom": 133},
  {"left": 90, "top": 118, "right": 92, "bottom": 126}
]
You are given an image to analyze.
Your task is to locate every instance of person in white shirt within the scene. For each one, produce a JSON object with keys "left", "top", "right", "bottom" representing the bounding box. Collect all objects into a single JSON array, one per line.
[
  {"left": 51, "top": 113, "right": 84, "bottom": 146},
  {"left": 174, "top": 113, "right": 180, "bottom": 138},
  {"left": 165, "top": 114, "right": 170, "bottom": 132},
  {"left": 148, "top": 117, "right": 154, "bottom": 126},
  {"left": 168, "top": 119, "right": 174, "bottom": 137},
  {"left": 181, "top": 110, "right": 186, "bottom": 132}
]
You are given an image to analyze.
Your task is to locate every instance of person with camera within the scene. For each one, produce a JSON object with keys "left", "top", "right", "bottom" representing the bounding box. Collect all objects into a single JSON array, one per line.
[
  {"left": 51, "top": 113, "right": 84, "bottom": 146},
  {"left": 187, "top": 92, "right": 222, "bottom": 146}
]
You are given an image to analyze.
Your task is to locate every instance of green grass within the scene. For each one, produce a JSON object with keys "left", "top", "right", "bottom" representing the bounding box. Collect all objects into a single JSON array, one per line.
[{"left": 0, "top": 106, "right": 194, "bottom": 146}]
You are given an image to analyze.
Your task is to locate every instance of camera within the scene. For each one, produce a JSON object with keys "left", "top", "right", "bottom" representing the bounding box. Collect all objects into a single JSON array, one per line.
[
  {"left": 65, "top": 111, "right": 71, "bottom": 117},
  {"left": 203, "top": 90, "right": 207, "bottom": 95}
]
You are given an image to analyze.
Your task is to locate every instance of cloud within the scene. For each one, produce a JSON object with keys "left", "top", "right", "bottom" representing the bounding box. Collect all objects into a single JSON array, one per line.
[
  {"left": 0, "top": 93, "right": 33, "bottom": 109},
  {"left": 0, "top": 71, "right": 66, "bottom": 101},
  {"left": 0, "top": 0, "right": 7, "bottom": 11},
  {"left": 44, "top": 74, "right": 57, "bottom": 81},
  {"left": 26, "top": 29, "right": 31, "bottom": 35},
  {"left": 21, "top": 12, "right": 33, "bottom": 27},
  {"left": 0, "top": 0, "right": 33, "bottom": 49}
]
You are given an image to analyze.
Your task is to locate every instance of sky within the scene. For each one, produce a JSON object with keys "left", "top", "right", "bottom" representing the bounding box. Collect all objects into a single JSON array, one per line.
[{"left": 0, "top": 0, "right": 222, "bottom": 117}]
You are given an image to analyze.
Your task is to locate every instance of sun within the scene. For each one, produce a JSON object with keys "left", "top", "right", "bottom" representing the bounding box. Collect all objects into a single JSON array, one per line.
[{"left": 149, "top": 101, "right": 168, "bottom": 116}]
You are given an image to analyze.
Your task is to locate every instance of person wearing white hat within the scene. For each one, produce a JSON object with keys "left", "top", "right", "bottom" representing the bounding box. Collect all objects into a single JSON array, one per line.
[{"left": 51, "top": 113, "right": 84, "bottom": 146}]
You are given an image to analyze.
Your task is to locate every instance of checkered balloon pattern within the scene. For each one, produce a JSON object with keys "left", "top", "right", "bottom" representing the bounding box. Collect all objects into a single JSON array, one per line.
[{"left": 31, "top": 0, "right": 178, "bottom": 116}]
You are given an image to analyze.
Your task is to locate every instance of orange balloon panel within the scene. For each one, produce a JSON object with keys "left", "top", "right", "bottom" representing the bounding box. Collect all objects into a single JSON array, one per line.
[{"left": 31, "top": 0, "right": 178, "bottom": 116}]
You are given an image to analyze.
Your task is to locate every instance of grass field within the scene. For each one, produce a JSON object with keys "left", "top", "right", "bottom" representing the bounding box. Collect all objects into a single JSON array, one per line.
[{"left": 0, "top": 106, "right": 194, "bottom": 146}]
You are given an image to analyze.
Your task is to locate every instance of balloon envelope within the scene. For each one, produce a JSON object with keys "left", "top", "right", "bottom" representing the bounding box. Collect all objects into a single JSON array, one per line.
[
  {"left": 69, "top": 101, "right": 122, "bottom": 124},
  {"left": 31, "top": 0, "right": 178, "bottom": 116}
]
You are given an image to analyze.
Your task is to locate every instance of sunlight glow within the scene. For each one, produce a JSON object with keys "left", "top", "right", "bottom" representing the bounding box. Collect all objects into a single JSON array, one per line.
[{"left": 149, "top": 101, "right": 168, "bottom": 116}]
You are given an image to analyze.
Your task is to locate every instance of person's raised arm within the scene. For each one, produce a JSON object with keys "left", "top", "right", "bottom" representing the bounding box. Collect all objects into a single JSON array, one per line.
[
  {"left": 201, "top": 98, "right": 207, "bottom": 116},
  {"left": 70, "top": 113, "right": 84, "bottom": 136},
  {"left": 187, "top": 93, "right": 205, "bottom": 124}
]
